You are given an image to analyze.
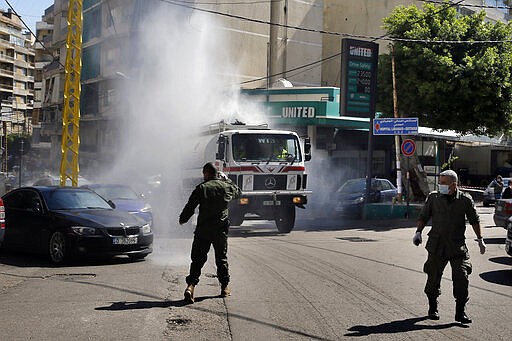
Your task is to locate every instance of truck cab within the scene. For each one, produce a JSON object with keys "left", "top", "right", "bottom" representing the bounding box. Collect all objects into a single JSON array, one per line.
[{"left": 211, "top": 121, "right": 311, "bottom": 233}]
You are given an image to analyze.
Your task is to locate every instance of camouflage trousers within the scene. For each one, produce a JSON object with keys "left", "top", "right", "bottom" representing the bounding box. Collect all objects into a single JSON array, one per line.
[
  {"left": 423, "top": 250, "right": 472, "bottom": 301},
  {"left": 186, "top": 230, "right": 229, "bottom": 286}
]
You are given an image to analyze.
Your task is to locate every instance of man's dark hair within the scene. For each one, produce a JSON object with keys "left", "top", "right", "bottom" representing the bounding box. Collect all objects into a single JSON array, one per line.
[{"left": 203, "top": 162, "right": 218, "bottom": 177}]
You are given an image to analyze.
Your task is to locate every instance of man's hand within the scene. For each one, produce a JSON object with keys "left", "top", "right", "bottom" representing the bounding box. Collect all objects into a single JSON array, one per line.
[
  {"left": 218, "top": 171, "right": 228, "bottom": 180},
  {"left": 413, "top": 231, "right": 422, "bottom": 246},
  {"left": 477, "top": 238, "right": 486, "bottom": 254}
]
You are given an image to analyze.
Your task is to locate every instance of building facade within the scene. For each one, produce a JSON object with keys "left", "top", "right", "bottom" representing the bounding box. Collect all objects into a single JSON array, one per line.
[
  {"left": 33, "top": 0, "right": 511, "bottom": 179},
  {"left": 0, "top": 8, "right": 35, "bottom": 172}
]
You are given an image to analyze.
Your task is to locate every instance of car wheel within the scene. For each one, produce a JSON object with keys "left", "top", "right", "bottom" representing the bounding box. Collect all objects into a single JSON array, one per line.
[
  {"left": 48, "top": 231, "right": 67, "bottom": 264},
  {"left": 275, "top": 206, "right": 296, "bottom": 233},
  {"left": 229, "top": 209, "right": 244, "bottom": 227}
]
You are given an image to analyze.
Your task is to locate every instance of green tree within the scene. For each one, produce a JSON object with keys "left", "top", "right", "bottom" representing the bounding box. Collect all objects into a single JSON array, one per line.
[{"left": 377, "top": 2, "right": 512, "bottom": 136}]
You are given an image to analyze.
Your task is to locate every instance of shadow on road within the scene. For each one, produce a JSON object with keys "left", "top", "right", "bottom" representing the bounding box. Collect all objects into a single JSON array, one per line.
[
  {"left": 489, "top": 256, "right": 512, "bottom": 266},
  {"left": 95, "top": 295, "right": 230, "bottom": 311},
  {"left": 345, "top": 316, "right": 465, "bottom": 336},
  {"left": 479, "top": 269, "right": 512, "bottom": 286},
  {"left": 483, "top": 237, "right": 506, "bottom": 245},
  {"left": 0, "top": 250, "right": 140, "bottom": 268}
]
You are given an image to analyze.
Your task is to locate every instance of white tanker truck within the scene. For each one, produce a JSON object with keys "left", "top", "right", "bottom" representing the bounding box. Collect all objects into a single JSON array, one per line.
[{"left": 183, "top": 120, "right": 311, "bottom": 233}]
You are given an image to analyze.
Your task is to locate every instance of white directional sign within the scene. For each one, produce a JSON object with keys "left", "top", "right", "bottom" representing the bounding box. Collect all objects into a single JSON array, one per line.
[{"left": 373, "top": 118, "right": 418, "bottom": 135}]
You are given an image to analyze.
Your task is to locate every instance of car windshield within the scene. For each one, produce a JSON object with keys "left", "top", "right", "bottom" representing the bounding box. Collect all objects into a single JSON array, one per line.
[
  {"left": 91, "top": 185, "right": 139, "bottom": 200},
  {"left": 232, "top": 134, "right": 301, "bottom": 162},
  {"left": 43, "top": 189, "right": 112, "bottom": 210},
  {"left": 336, "top": 179, "right": 379, "bottom": 194}
]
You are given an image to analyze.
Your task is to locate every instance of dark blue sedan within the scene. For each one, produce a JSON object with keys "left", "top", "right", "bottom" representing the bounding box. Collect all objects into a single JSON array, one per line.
[
  {"left": 81, "top": 184, "right": 153, "bottom": 223},
  {"left": 1, "top": 186, "right": 153, "bottom": 264},
  {"left": 334, "top": 178, "right": 398, "bottom": 218}
]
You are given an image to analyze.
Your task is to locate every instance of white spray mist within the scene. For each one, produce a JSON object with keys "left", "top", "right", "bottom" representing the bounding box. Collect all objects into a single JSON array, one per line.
[{"left": 95, "top": 4, "right": 266, "bottom": 265}]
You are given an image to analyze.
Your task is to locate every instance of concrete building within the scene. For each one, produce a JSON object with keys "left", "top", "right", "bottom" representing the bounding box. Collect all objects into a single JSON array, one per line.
[{"left": 0, "top": 8, "right": 35, "bottom": 172}]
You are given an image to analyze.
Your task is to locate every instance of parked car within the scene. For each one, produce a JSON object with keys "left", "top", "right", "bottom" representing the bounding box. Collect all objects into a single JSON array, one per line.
[
  {"left": 493, "top": 198, "right": 512, "bottom": 228},
  {"left": 81, "top": 184, "right": 153, "bottom": 223},
  {"left": 0, "top": 186, "right": 153, "bottom": 264},
  {"left": 506, "top": 218, "right": 512, "bottom": 257},
  {"left": 334, "top": 178, "right": 398, "bottom": 218},
  {"left": 483, "top": 177, "right": 512, "bottom": 207},
  {"left": 0, "top": 198, "right": 5, "bottom": 248}
]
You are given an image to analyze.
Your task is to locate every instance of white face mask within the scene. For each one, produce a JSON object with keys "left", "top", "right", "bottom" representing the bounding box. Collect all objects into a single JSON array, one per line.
[{"left": 439, "top": 184, "right": 450, "bottom": 195}]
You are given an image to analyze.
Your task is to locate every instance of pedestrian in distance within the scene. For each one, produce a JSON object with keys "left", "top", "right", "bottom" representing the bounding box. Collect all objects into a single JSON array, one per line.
[
  {"left": 490, "top": 175, "right": 504, "bottom": 200},
  {"left": 179, "top": 162, "right": 241, "bottom": 304},
  {"left": 502, "top": 180, "right": 512, "bottom": 199},
  {"left": 413, "top": 169, "right": 486, "bottom": 324}
]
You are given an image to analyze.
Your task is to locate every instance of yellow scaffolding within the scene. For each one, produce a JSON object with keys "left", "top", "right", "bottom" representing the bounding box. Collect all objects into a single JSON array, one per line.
[{"left": 60, "top": 0, "right": 83, "bottom": 187}]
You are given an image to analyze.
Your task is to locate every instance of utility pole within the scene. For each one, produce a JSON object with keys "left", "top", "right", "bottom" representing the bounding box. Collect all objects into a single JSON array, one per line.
[
  {"left": 269, "top": 0, "right": 284, "bottom": 85},
  {"left": 391, "top": 45, "right": 403, "bottom": 202}
]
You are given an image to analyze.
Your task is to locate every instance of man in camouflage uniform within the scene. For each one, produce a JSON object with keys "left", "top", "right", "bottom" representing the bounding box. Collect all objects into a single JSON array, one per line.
[
  {"left": 413, "top": 170, "right": 486, "bottom": 324},
  {"left": 179, "top": 162, "right": 241, "bottom": 303}
]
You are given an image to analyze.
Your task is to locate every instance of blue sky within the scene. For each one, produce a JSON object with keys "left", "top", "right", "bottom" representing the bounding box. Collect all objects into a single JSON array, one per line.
[{"left": 2, "top": 0, "right": 54, "bottom": 33}]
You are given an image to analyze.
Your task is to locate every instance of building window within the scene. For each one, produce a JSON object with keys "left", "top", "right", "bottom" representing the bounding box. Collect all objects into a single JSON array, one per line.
[{"left": 83, "top": 7, "right": 101, "bottom": 42}]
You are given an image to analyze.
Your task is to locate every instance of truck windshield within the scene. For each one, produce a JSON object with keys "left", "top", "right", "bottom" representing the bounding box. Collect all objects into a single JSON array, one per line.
[{"left": 232, "top": 134, "right": 301, "bottom": 162}]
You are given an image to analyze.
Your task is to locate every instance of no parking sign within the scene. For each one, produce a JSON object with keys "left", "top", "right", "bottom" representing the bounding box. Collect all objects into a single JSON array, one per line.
[{"left": 401, "top": 139, "right": 416, "bottom": 157}]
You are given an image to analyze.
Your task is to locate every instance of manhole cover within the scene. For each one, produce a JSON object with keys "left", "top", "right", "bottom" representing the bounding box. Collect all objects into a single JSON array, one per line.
[{"left": 167, "top": 318, "right": 192, "bottom": 326}]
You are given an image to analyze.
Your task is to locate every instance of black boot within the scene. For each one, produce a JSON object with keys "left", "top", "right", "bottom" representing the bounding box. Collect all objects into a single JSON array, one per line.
[
  {"left": 455, "top": 301, "right": 472, "bottom": 324},
  {"left": 427, "top": 295, "right": 440, "bottom": 320}
]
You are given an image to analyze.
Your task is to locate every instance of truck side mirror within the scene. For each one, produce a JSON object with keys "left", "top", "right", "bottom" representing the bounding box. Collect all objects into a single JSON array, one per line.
[
  {"left": 304, "top": 137, "right": 312, "bottom": 162},
  {"left": 216, "top": 135, "right": 226, "bottom": 160}
]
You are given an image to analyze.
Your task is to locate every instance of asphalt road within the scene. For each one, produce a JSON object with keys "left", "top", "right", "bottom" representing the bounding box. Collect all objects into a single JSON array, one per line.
[{"left": 0, "top": 205, "right": 510, "bottom": 340}]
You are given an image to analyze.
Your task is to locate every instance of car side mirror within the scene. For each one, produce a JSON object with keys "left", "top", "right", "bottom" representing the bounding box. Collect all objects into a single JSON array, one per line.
[
  {"left": 32, "top": 201, "right": 42, "bottom": 214},
  {"left": 107, "top": 200, "right": 116, "bottom": 209},
  {"left": 216, "top": 135, "right": 226, "bottom": 160},
  {"left": 304, "top": 137, "right": 311, "bottom": 162}
]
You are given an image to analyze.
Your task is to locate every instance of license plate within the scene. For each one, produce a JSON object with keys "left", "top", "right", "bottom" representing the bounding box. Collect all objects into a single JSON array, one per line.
[
  {"left": 263, "top": 200, "right": 281, "bottom": 206},
  {"left": 113, "top": 237, "right": 138, "bottom": 245}
]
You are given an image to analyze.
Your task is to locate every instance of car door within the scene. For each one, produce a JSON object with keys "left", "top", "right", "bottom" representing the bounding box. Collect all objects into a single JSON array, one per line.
[
  {"left": 380, "top": 180, "right": 395, "bottom": 201},
  {"left": 3, "top": 189, "right": 47, "bottom": 253}
]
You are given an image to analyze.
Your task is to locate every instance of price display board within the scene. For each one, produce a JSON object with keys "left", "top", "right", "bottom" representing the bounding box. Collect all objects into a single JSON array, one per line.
[{"left": 340, "top": 38, "right": 379, "bottom": 118}]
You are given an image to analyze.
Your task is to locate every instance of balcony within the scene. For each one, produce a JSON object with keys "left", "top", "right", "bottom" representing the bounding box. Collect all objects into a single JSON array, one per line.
[
  {"left": 13, "top": 87, "right": 31, "bottom": 96},
  {"left": 0, "top": 53, "right": 15, "bottom": 62},
  {"left": 0, "top": 83, "right": 13, "bottom": 92},
  {"left": 14, "top": 74, "right": 34, "bottom": 82},
  {"left": 0, "top": 68, "right": 14, "bottom": 78}
]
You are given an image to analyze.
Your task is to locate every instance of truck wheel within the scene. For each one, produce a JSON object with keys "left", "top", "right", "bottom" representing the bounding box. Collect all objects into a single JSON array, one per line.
[
  {"left": 275, "top": 206, "right": 295, "bottom": 233},
  {"left": 229, "top": 210, "right": 244, "bottom": 226}
]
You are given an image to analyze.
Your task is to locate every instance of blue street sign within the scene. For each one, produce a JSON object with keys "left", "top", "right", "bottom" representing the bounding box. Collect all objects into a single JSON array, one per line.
[{"left": 373, "top": 118, "right": 418, "bottom": 135}]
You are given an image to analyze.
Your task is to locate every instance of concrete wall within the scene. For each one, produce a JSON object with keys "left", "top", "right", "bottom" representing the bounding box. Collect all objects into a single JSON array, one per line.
[
  {"left": 211, "top": 0, "right": 323, "bottom": 88},
  {"left": 322, "top": 0, "right": 422, "bottom": 87}
]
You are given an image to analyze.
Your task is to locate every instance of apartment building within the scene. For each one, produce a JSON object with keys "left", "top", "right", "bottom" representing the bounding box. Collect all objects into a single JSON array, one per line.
[{"left": 0, "top": 8, "right": 35, "bottom": 142}]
